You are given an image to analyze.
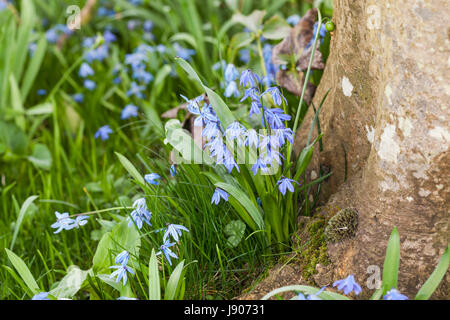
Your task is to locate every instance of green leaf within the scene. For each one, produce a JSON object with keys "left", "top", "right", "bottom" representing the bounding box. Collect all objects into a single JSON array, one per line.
[
  {"left": 382, "top": 227, "right": 400, "bottom": 295},
  {"left": 25, "top": 102, "right": 53, "bottom": 116},
  {"left": 415, "top": 245, "right": 449, "bottom": 300},
  {"left": 115, "top": 152, "right": 146, "bottom": 186},
  {"left": 262, "top": 285, "right": 350, "bottom": 300},
  {"left": 224, "top": 220, "right": 246, "bottom": 248},
  {"left": 49, "top": 266, "right": 89, "bottom": 299},
  {"left": 293, "top": 143, "right": 314, "bottom": 181},
  {"left": 27, "top": 143, "right": 52, "bottom": 170},
  {"left": 148, "top": 249, "right": 161, "bottom": 300},
  {"left": 262, "top": 15, "right": 291, "bottom": 40},
  {"left": 165, "top": 260, "right": 185, "bottom": 300},
  {"left": 92, "top": 219, "right": 141, "bottom": 272},
  {"left": 5, "top": 248, "right": 40, "bottom": 295},
  {"left": 9, "top": 74, "right": 25, "bottom": 130},
  {"left": 10, "top": 195, "right": 38, "bottom": 250},
  {"left": 232, "top": 10, "right": 266, "bottom": 32},
  {"left": 21, "top": 36, "right": 47, "bottom": 102},
  {"left": 0, "top": 120, "right": 28, "bottom": 155},
  {"left": 164, "top": 119, "right": 211, "bottom": 165}
]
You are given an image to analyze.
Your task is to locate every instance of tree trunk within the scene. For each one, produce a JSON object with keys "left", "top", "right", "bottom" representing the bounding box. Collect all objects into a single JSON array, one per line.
[{"left": 294, "top": 0, "right": 449, "bottom": 298}]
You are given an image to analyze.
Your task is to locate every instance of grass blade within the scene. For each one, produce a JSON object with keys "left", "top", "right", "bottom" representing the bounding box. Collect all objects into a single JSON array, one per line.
[{"left": 10, "top": 195, "right": 38, "bottom": 250}]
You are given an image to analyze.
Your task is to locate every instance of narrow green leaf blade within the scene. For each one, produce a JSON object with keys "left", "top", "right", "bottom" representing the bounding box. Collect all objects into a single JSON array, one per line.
[
  {"left": 5, "top": 248, "right": 40, "bottom": 295},
  {"left": 10, "top": 195, "right": 38, "bottom": 250},
  {"left": 415, "top": 245, "right": 449, "bottom": 300},
  {"left": 165, "top": 260, "right": 185, "bottom": 300},
  {"left": 148, "top": 249, "right": 161, "bottom": 300},
  {"left": 115, "top": 152, "right": 146, "bottom": 186},
  {"left": 382, "top": 227, "right": 400, "bottom": 295}
]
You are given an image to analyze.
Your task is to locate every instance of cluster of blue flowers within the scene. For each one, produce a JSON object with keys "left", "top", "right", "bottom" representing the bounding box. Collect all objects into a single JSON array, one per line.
[
  {"left": 125, "top": 196, "right": 189, "bottom": 270},
  {"left": 182, "top": 68, "right": 298, "bottom": 202}
]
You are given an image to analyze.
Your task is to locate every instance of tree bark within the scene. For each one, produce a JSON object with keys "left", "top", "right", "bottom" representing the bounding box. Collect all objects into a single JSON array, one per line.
[{"left": 294, "top": 0, "right": 449, "bottom": 298}]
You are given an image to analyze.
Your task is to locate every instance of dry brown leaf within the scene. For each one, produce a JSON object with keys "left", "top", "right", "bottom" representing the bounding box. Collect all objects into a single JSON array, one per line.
[{"left": 272, "top": 8, "right": 325, "bottom": 101}]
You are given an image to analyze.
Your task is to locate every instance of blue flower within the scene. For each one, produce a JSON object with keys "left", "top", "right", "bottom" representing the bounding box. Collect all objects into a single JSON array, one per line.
[
  {"left": 45, "top": 28, "right": 59, "bottom": 43},
  {"left": 103, "top": 30, "right": 116, "bottom": 43},
  {"left": 384, "top": 288, "right": 408, "bottom": 300},
  {"left": 170, "top": 164, "right": 177, "bottom": 177},
  {"left": 173, "top": 42, "right": 196, "bottom": 61},
  {"left": 225, "top": 121, "right": 246, "bottom": 141},
  {"left": 32, "top": 292, "right": 50, "bottom": 300},
  {"left": 224, "top": 81, "right": 240, "bottom": 98},
  {"left": 37, "top": 89, "right": 47, "bottom": 96},
  {"left": 224, "top": 64, "right": 239, "bottom": 82},
  {"left": 144, "top": 20, "right": 154, "bottom": 32},
  {"left": 249, "top": 100, "right": 262, "bottom": 118},
  {"left": 127, "top": 20, "right": 140, "bottom": 30},
  {"left": 240, "top": 87, "right": 260, "bottom": 102},
  {"left": 83, "top": 79, "right": 96, "bottom": 91},
  {"left": 51, "top": 212, "right": 75, "bottom": 234},
  {"left": 211, "top": 188, "right": 229, "bottom": 205},
  {"left": 251, "top": 157, "right": 267, "bottom": 175},
  {"left": 245, "top": 129, "right": 259, "bottom": 148},
  {"left": 277, "top": 177, "right": 298, "bottom": 195},
  {"left": 94, "top": 125, "right": 113, "bottom": 140},
  {"left": 72, "top": 215, "right": 89, "bottom": 228},
  {"left": 127, "top": 198, "right": 152, "bottom": 229},
  {"left": 109, "top": 264, "right": 135, "bottom": 286},
  {"left": 121, "top": 104, "right": 138, "bottom": 120},
  {"left": 239, "top": 49, "right": 250, "bottom": 64},
  {"left": 306, "top": 22, "right": 327, "bottom": 49},
  {"left": 117, "top": 296, "right": 138, "bottom": 300},
  {"left": 240, "top": 69, "right": 260, "bottom": 88},
  {"left": 114, "top": 251, "right": 130, "bottom": 266},
  {"left": 144, "top": 173, "right": 161, "bottom": 185},
  {"left": 126, "top": 81, "right": 145, "bottom": 99},
  {"left": 287, "top": 14, "right": 301, "bottom": 26},
  {"left": 263, "top": 87, "right": 287, "bottom": 106},
  {"left": 332, "top": 275, "right": 362, "bottom": 295},
  {"left": 163, "top": 224, "right": 189, "bottom": 243},
  {"left": 156, "top": 240, "right": 178, "bottom": 266},
  {"left": 72, "top": 93, "right": 84, "bottom": 103},
  {"left": 79, "top": 62, "right": 94, "bottom": 78}
]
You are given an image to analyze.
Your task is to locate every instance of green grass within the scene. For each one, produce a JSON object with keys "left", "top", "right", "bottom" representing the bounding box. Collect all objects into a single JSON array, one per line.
[{"left": 0, "top": 0, "right": 333, "bottom": 300}]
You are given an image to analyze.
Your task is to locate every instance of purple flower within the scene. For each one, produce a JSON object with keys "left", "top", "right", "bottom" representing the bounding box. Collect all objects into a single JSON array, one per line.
[{"left": 332, "top": 275, "right": 362, "bottom": 295}]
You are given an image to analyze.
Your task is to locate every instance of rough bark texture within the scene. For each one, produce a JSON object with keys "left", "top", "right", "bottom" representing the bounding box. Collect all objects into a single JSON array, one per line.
[{"left": 292, "top": 0, "right": 449, "bottom": 298}]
